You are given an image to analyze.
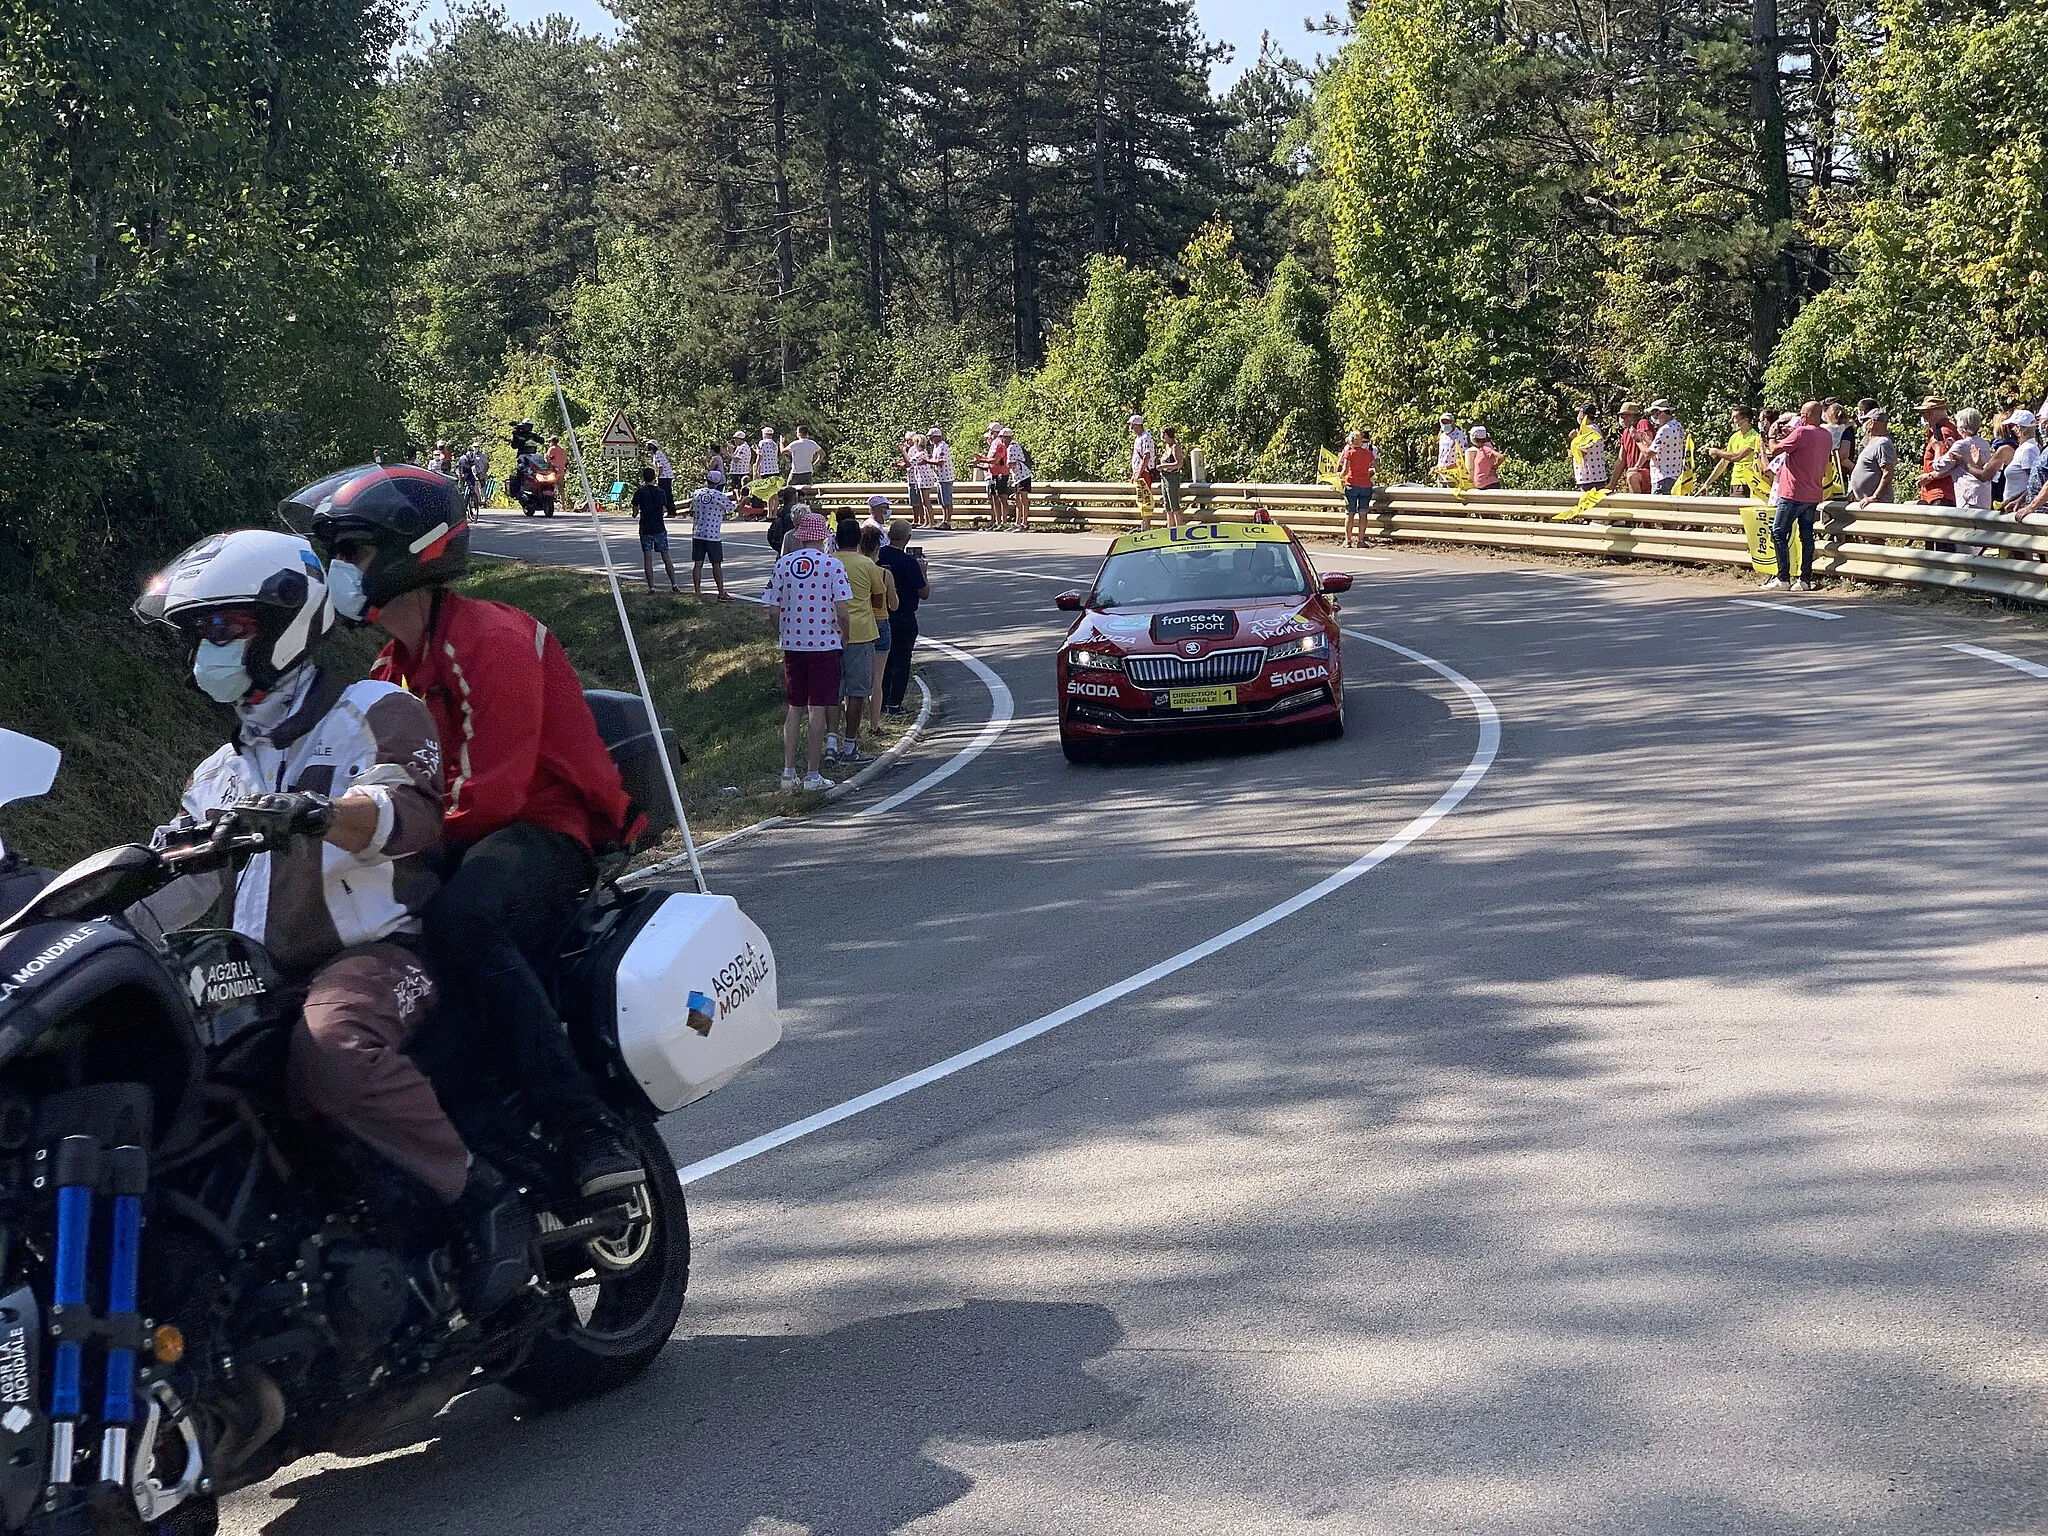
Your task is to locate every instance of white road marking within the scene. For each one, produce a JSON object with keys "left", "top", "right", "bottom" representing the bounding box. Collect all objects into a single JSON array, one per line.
[
  {"left": 855, "top": 638, "right": 1016, "bottom": 818},
  {"left": 676, "top": 629, "right": 1499, "bottom": 1185},
  {"left": 940, "top": 561, "right": 1096, "bottom": 583},
  {"left": 1516, "top": 568, "right": 1608, "bottom": 586},
  {"left": 1947, "top": 641, "right": 2048, "bottom": 679},
  {"left": 1726, "top": 598, "right": 1845, "bottom": 620}
]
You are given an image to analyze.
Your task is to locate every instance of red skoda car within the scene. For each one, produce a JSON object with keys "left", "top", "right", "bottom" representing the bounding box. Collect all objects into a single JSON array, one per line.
[{"left": 1054, "top": 522, "right": 1351, "bottom": 763}]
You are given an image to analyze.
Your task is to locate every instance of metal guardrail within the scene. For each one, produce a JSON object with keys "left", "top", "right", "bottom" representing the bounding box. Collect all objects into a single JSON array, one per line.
[{"left": 807, "top": 479, "right": 2048, "bottom": 605}]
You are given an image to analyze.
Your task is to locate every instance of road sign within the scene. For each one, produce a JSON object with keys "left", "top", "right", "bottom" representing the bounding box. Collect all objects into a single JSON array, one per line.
[{"left": 598, "top": 409, "right": 639, "bottom": 451}]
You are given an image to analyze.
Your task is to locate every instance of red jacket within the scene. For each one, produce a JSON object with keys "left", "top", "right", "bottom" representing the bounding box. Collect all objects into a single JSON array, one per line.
[{"left": 372, "top": 592, "right": 637, "bottom": 852}]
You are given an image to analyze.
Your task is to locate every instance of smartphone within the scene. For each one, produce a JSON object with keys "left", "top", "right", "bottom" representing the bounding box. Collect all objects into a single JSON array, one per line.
[{"left": 908, "top": 545, "right": 926, "bottom": 560}]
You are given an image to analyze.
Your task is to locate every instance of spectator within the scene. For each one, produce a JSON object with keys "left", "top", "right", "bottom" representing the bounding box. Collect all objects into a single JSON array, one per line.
[
  {"left": 1339, "top": 428, "right": 1377, "bottom": 548},
  {"left": 876, "top": 519, "right": 929, "bottom": 716},
  {"left": 1935, "top": 407, "right": 1998, "bottom": 511},
  {"left": 1129, "top": 415, "right": 1159, "bottom": 530},
  {"left": 755, "top": 426, "right": 781, "bottom": 483},
  {"left": 1647, "top": 400, "right": 1687, "bottom": 494},
  {"left": 1917, "top": 397, "right": 1960, "bottom": 506},
  {"left": 1849, "top": 407, "right": 1897, "bottom": 509},
  {"left": 1821, "top": 401, "right": 1855, "bottom": 479},
  {"left": 1763, "top": 399, "right": 1833, "bottom": 591},
  {"left": 1464, "top": 425, "right": 1502, "bottom": 490},
  {"left": 632, "top": 466, "right": 679, "bottom": 594},
  {"left": 1701, "top": 406, "right": 1763, "bottom": 498},
  {"left": 1612, "top": 400, "right": 1651, "bottom": 493},
  {"left": 761, "top": 510, "right": 852, "bottom": 793},
  {"left": 2000, "top": 410, "right": 2042, "bottom": 512},
  {"left": 1009, "top": 431, "right": 1036, "bottom": 531},
  {"left": 545, "top": 434, "right": 568, "bottom": 488},
  {"left": 1159, "top": 427, "right": 1188, "bottom": 527},
  {"left": 1434, "top": 412, "right": 1468, "bottom": 483},
  {"left": 689, "top": 463, "right": 734, "bottom": 601},
  {"left": 906, "top": 432, "right": 939, "bottom": 528},
  {"left": 728, "top": 430, "right": 753, "bottom": 497},
  {"left": 927, "top": 427, "right": 956, "bottom": 529},
  {"left": 428, "top": 440, "right": 453, "bottom": 475},
  {"left": 830, "top": 515, "right": 884, "bottom": 764},
  {"left": 647, "top": 438, "right": 675, "bottom": 516},
  {"left": 786, "top": 422, "right": 825, "bottom": 487},
  {"left": 1569, "top": 404, "right": 1608, "bottom": 493},
  {"left": 860, "top": 524, "right": 897, "bottom": 736},
  {"left": 863, "top": 493, "right": 892, "bottom": 537},
  {"left": 980, "top": 423, "right": 1003, "bottom": 522},
  {"left": 765, "top": 485, "right": 798, "bottom": 554},
  {"left": 979, "top": 429, "right": 1015, "bottom": 530}
]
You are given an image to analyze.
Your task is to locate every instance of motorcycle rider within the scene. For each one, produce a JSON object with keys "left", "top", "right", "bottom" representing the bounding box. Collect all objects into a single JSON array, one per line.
[
  {"left": 507, "top": 419, "right": 543, "bottom": 505},
  {"left": 131, "top": 527, "right": 535, "bottom": 1310},
  {"left": 293, "top": 464, "right": 649, "bottom": 1196}
]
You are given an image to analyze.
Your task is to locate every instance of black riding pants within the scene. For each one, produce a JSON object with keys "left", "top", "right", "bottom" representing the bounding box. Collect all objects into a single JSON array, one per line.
[{"left": 419, "top": 821, "right": 607, "bottom": 1134}]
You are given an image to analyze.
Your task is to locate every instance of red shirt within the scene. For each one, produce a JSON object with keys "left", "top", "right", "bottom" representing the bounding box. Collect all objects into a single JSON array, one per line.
[
  {"left": 372, "top": 592, "right": 638, "bottom": 852},
  {"left": 1340, "top": 443, "right": 1377, "bottom": 488},
  {"left": 1773, "top": 422, "right": 1835, "bottom": 504},
  {"left": 1919, "top": 421, "right": 1959, "bottom": 504}
]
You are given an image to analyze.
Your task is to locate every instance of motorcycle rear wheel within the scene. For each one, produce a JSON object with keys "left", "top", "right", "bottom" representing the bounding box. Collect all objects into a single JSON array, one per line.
[{"left": 508, "top": 1115, "right": 688, "bottom": 1407}]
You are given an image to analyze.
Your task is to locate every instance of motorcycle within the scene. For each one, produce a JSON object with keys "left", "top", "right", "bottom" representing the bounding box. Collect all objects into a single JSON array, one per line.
[
  {"left": 0, "top": 714, "right": 778, "bottom": 1535},
  {"left": 507, "top": 454, "right": 559, "bottom": 519}
]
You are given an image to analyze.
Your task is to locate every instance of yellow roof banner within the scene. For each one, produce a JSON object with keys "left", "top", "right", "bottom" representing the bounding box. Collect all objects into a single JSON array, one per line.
[{"left": 1109, "top": 522, "right": 1291, "bottom": 555}]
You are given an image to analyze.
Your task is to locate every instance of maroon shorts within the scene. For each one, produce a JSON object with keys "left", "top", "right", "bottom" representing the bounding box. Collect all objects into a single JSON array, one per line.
[{"left": 783, "top": 648, "right": 843, "bottom": 707}]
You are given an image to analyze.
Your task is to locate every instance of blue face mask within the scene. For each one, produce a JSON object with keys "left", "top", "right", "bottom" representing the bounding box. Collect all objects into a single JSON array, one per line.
[
  {"left": 193, "top": 639, "right": 252, "bottom": 704},
  {"left": 327, "top": 559, "right": 370, "bottom": 621}
]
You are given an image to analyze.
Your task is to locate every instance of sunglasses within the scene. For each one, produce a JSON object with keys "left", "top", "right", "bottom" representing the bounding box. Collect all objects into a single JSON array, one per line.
[{"left": 190, "top": 611, "right": 260, "bottom": 645}]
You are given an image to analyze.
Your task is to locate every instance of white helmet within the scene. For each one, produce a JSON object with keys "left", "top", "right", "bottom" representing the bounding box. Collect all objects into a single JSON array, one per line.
[{"left": 135, "top": 529, "right": 333, "bottom": 702}]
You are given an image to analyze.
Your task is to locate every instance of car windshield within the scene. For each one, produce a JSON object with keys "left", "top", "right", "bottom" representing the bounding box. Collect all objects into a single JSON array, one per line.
[{"left": 1092, "top": 540, "right": 1310, "bottom": 607}]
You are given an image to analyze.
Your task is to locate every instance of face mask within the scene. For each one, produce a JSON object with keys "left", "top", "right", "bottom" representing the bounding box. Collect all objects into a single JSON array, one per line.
[
  {"left": 193, "top": 639, "right": 253, "bottom": 704},
  {"left": 327, "top": 559, "right": 370, "bottom": 620}
]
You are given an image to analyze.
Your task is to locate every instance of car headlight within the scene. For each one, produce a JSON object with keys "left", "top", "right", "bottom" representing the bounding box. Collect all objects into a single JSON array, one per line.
[
  {"left": 1067, "top": 648, "right": 1124, "bottom": 672},
  {"left": 1263, "top": 632, "right": 1329, "bottom": 663}
]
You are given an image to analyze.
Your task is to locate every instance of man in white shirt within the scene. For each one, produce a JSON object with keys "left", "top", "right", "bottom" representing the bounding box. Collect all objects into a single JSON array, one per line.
[
  {"left": 786, "top": 424, "right": 825, "bottom": 486},
  {"left": 1435, "top": 412, "right": 1468, "bottom": 473},
  {"left": 756, "top": 427, "right": 781, "bottom": 481},
  {"left": 728, "top": 431, "right": 752, "bottom": 495},
  {"left": 646, "top": 439, "right": 674, "bottom": 516},
  {"left": 1648, "top": 400, "right": 1688, "bottom": 494},
  {"left": 927, "top": 427, "right": 956, "bottom": 527},
  {"left": 1130, "top": 415, "right": 1157, "bottom": 530}
]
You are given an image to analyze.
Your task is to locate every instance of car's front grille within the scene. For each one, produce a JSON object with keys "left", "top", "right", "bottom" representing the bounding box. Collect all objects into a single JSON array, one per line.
[{"left": 1124, "top": 648, "right": 1267, "bottom": 688}]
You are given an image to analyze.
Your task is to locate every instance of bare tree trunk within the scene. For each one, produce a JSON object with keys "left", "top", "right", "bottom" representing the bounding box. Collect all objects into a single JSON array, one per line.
[
  {"left": 1091, "top": 0, "right": 1109, "bottom": 253},
  {"left": 866, "top": 164, "right": 885, "bottom": 324},
  {"left": 769, "top": 5, "right": 795, "bottom": 388},
  {"left": 1749, "top": 0, "right": 1793, "bottom": 390}
]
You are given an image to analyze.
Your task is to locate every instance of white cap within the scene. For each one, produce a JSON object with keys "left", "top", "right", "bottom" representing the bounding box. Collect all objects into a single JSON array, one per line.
[
  {"left": 1128, "top": 415, "right": 1145, "bottom": 429},
  {"left": 1470, "top": 425, "right": 1489, "bottom": 441},
  {"left": 2011, "top": 409, "right": 2039, "bottom": 429}
]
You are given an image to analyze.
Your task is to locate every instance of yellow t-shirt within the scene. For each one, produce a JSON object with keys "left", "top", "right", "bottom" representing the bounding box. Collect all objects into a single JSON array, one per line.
[
  {"left": 1725, "top": 428, "right": 1763, "bottom": 494},
  {"left": 838, "top": 552, "right": 883, "bottom": 646}
]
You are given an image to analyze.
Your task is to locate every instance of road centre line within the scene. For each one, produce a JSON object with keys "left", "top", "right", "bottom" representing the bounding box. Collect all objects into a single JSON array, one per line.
[
  {"left": 938, "top": 562, "right": 1089, "bottom": 583},
  {"left": 1726, "top": 598, "right": 1845, "bottom": 620},
  {"left": 675, "top": 628, "right": 1500, "bottom": 1186},
  {"left": 855, "top": 637, "right": 1015, "bottom": 818},
  {"left": 1947, "top": 641, "right": 2048, "bottom": 679}
]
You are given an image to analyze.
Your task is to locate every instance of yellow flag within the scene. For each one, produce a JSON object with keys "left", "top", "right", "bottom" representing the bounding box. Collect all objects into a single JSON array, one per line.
[
  {"left": 1557, "top": 488, "right": 1607, "bottom": 521},
  {"left": 1674, "top": 433, "right": 1699, "bottom": 496},
  {"left": 1435, "top": 462, "right": 1473, "bottom": 493},
  {"left": 1318, "top": 448, "right": 1344, "bottom": 491}
]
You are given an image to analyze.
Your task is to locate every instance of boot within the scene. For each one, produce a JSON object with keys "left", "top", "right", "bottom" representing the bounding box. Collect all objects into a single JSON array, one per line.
[
  {"left": 449, "top": 1158, "right": 535, "bottom": 1313},
  {"left": 566, "top": 1112, "right": 646, "bottom": 1198}
]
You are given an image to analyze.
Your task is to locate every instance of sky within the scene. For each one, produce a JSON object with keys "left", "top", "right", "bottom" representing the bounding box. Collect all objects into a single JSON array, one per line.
[{"left": 405, "top": 0, "right": 1327, "bottom": 86}]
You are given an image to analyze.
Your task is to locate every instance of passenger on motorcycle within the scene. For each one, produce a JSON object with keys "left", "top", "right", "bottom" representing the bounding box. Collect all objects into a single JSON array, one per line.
[
  {"left": 132, "top": 528, "right": 535, "bottom": 1310},
  {"left": 294, "top": 465, "right": 650, "bottom": 1198}
]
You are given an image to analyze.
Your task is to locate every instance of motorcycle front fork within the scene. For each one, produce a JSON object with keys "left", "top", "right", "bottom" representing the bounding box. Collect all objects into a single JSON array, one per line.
[{"left": 44, "top": 1136, "right": 147, "bottom": 1496}]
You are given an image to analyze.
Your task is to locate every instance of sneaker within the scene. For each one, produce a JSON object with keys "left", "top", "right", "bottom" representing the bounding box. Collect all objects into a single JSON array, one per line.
[
  {"left": 1791, "top": 579, "right": 1817, "bottom": 592},
  {"left": 450, "top": 1159, "right": 535, "bottom": 1313},
  {"left": 802, "top": 771, "right": 831, "bottom": 792},
  {"left": 883, "top": 705, "right": 906, "bottom": 718},
  {"left": 568, "top": 1116, "right": 647, "bottom": 1198},
  {"left": 1759, "top": 577, "right": 1788, "bottom": 591},
  {"left": 824, "top": 734, "right": 840, "bottom": 759},
  {"left": 837, "top": 744, "right": 872, "bottom": 765},
  {"left": 780, "top": 770, "right": 799, "bottom": 791}
]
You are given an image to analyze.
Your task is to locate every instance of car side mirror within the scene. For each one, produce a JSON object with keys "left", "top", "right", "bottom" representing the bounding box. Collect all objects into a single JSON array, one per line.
[
  {"left": 1054, "top": 591, "right": 1085, "bottom": 612},
  {"left": 1320, "top": 572, "right": 1354, "bottom": 594}
]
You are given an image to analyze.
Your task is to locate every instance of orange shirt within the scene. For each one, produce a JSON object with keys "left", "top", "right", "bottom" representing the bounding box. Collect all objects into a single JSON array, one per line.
[{"left": 1340, "top": 443, "right": 1377, "bottom": 488}]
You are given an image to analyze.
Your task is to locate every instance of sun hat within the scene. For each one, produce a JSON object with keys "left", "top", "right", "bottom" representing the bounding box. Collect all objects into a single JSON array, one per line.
[
  {"left": 868, "top": 494, "right": 891, "bottom": 511},
  {"left": 795, "top": 511, "right": 828, "bottom": 542},
  {"left": 1470, "top": 425, "right": 1490, "bottom": 441},
  {"left": 998, "top": 427, "right": 1013, "bottom": 439},
  {"left": 2011, "top": 409, "right": 2039, "bottom": 429},
  {"left": 1649, "top": 398, "right": 1673, "bottom": 413},
  {"left": 1918, "top": 396, "right": 1949, "bottom": 412}
]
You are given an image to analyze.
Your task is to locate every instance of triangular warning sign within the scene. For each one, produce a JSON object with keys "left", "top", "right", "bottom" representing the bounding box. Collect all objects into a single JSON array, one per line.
[{"left": 598, "top": 409, "right": 639, "bottom": 450}]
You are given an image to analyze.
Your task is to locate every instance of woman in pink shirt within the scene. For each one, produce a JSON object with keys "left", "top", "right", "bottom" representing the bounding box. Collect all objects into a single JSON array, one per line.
[{"left": 1464, "top": 426, "right": 1502, "bottom": 490}]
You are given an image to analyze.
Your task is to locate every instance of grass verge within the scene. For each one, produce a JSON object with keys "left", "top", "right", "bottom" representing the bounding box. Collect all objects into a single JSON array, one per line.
[{"left": 2, "top": 561, "right": 914, "bottom": 871}]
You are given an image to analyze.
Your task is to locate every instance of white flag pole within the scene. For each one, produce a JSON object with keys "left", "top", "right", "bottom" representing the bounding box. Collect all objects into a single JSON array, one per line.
[{"left": 550, "top": 367, "right": 707, "bottom": 896}]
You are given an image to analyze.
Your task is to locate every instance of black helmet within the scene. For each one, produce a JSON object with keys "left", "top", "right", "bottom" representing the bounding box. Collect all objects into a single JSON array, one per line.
[{"left": 288, "top": 463, "right": 470, "bottom": 612}]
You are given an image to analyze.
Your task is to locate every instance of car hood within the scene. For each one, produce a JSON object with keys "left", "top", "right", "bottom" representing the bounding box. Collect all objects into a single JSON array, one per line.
[{"left": 1067, "top": 597, "right": 1324, "bottom": 654}]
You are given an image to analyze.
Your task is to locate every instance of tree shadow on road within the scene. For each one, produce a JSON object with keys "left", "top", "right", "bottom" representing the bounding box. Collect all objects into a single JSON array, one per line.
[{"left": 242, "top": 1298, "right": 1131, "bottom": 1536}]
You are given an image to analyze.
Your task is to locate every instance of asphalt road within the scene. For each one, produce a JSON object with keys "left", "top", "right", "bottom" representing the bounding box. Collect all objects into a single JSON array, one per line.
[{"left": 223, "top": 512, "right": 2048, "bottom": 1535}]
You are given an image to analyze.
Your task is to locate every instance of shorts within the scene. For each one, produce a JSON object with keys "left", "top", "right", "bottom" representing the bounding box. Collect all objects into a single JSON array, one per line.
[
  {"left": 875, "top": 619, "right": 892, "bottom": 652},
  {"left": 1652, "top": 474, "right": 1679, "bottom": 496},
  {"left": 1013, "top": 476, "right": 1033, "bottom": 493},
  {"left": 937, "top": 480, "right": 954, "bottom": 510},
  {"left": 841, "top": 652, "right": 874, "bottom": 698},
  {"left": 908, "top": 484, "right": 929, "bottom": 510},
  {"left": 1343, "top": 485, "right": 1373, "bottom": 515},
  {"left": 692, "top": 537, "right": 723, "bottom": 562},
  {"left": 782, "top": 648, "right": 843, "bottom": 708},
  {"left": 790, "top": 471, "right": 813, "bottom": 486},
  {"left": 989, "top": 474, "right": 1012, "bottom": 496},
  {"left": 639, "top": 527, "right": 669, "bottom": 552}
]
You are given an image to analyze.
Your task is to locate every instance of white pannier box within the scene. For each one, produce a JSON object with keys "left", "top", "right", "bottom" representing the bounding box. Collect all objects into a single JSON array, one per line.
[{"left": 612, "top": 892, "right": 780, "bottom": 1112}]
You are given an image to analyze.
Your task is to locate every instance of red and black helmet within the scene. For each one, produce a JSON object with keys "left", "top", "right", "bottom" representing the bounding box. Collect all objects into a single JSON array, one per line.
[{"left": 288, "top": 463, "right": 470, "bottom": 611}]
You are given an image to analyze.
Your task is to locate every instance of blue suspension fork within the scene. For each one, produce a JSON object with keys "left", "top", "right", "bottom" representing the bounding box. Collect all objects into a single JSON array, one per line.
[
  {"left": 46, "top": 1136, "right": 98, "bottom": 1488},
  {"left": 97, "top": 1147, "right": 147, "bottom": 1486}
]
